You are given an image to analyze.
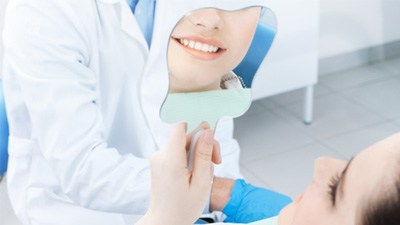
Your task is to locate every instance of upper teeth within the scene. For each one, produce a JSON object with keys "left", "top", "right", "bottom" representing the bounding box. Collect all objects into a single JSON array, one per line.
[{"left": 179, "top": 39, "right": 219, "bottom": 53}]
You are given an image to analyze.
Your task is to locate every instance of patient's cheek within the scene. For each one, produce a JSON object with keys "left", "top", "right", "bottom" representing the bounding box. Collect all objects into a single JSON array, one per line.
[{"left": 278, "top": 203, "right": 296, "bottom": 225}]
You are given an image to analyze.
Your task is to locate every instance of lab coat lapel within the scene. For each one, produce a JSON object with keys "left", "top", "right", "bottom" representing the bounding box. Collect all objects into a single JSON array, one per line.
[
  {"left": 99, "top": 0, "right": 149, "bottom": 52},
  {"left": 119, "top": 0, "right": 149, "bottom": 50},
  {"left": 139, "top": 0, "right": 172, "bottom": 149},
  {"left": 144, "top": 0, "right": 166, "bottom": 74}
]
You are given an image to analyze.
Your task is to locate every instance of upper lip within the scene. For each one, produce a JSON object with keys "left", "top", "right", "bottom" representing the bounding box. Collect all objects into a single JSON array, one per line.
[{"left": 172, "top": 36, "right": 226, "bottom": 50}]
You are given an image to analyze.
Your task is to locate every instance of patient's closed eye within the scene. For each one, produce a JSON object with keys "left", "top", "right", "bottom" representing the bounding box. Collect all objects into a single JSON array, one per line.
[
  {"left": 327, "top": 157, "right": 354, "bottom": 206},
  {"left": 328, "top": 174, "right": 340, "bottom": 206}
]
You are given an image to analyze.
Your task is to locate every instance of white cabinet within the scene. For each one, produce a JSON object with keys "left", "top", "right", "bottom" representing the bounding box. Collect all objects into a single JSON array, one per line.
[{"left": 253, "top": 0, "right": 320, "bottom": 123}]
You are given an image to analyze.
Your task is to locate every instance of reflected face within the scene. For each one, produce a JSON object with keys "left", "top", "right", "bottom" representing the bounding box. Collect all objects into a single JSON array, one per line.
[
  {"left": 168, "top": 7, "right": 261, "bottom": 93},
  {"left": 279, "top": 134, "right": 400, "bottom": 225}
]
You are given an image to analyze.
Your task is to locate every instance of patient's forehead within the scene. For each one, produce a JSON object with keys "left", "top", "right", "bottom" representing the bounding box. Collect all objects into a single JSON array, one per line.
[
  {"left": 342, "top": 138, "right": 399, "bottom": 209},
  {"left": 356, "top": 133, "right": 400, "bottom": 172},
  {"left": 351, "top": 143, "right": 400, "bottom": 223}
]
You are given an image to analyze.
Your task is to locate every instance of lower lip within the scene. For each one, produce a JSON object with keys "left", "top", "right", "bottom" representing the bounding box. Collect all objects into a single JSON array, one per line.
[{"left": 172, "top": 38, "right": 225, "bottom": 61}]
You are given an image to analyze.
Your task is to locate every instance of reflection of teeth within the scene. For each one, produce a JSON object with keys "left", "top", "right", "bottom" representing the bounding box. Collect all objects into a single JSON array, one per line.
[{"left": 178, "top": 39, "right": 220, "bottom": 53}]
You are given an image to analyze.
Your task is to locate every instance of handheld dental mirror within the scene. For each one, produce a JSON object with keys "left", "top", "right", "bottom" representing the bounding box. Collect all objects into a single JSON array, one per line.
[{"left": 160, "top": 6, "right": 277, "bottom": 171}]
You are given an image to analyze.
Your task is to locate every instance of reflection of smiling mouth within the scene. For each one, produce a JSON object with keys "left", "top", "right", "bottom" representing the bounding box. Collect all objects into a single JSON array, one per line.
[
  {"left": 172, "top": 37, "right": 227, "bottom": 60},
  {"left": 178, "top": 38, "right": 220, "bottom": 53}
]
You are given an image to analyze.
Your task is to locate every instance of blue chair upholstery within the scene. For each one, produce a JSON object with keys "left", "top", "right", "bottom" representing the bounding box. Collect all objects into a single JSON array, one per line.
[
  {"left": 233, "top": 23, "right": 276, "bottom": 88},
  {"left": 0, "top": 80, "right": 9, "bottom": 177}
]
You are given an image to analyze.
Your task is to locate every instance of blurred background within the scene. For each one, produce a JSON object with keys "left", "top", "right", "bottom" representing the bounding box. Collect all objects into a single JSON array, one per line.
[{"left": 1, "top": 0, "right": 400, "bottom": 224}]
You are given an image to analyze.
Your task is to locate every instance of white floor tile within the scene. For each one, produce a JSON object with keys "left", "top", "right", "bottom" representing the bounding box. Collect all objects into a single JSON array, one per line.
[
  {"left": 243, "top": 144, "right": 345, "bottom": 199},
  {"left": 253, "top": 97, "right": 281, "bottom": 111},
  {"left": 268, "top": 83, "right": 333, "bottom": 106},
  {"left": 319, "top": 64, "right": 392, "bottom": 92},
  {"left": 0, "top": 177, "right": 22, "bottom": 225},
  {"left": 234, "top": 108, "right": 315, "bottom": 164},
  {"left": 240, "top": 166, "right": 272, "bottom": 189},
  {"left": 321, "top": 122, "right": 400, "bottom": 158},
  {"left": 394, "top": 118, "right": 400, "bottom": 127},
  {"left": 344, "top": 77, "right": 400, "bottom": 120},
  {"left": 372, "top": 56, "right": 400, "bottom": 76},
  {"left": 283, "top": 94, "right": 384, "bottom": 140},
  {"left": 242, "top": 99, "right": 272, "bottom": 117}
]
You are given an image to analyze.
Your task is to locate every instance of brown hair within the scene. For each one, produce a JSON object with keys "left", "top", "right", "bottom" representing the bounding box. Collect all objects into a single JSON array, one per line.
[{"left": 361, "top": 171, "right": 400, "bottom": 225}]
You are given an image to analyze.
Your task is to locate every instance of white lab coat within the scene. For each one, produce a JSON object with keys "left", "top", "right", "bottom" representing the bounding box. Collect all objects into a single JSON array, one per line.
[{"left": 2, "top": 0, "right": 267, "bottom": 224}]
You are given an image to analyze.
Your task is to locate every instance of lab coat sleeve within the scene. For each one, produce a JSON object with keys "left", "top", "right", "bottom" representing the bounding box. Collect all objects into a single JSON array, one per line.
[
  {"left": 3, "top": 0, "right": 151, "bottom": 214},
  {"left": 214, "top": 117, "right": 243, "bottom": 179}
]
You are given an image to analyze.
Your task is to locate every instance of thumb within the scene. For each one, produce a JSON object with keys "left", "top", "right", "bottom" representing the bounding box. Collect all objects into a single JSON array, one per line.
[
  {"left": 191, "top": 129, "right": 215, "bottom": 190},
  {"left": 165, "top": 122, "right": 188, "bottom": 164}
]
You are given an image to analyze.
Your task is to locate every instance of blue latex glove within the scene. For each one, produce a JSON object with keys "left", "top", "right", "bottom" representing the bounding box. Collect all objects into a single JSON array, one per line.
[{"left": 222, "top": 179, "right": 292, "bottom": 223}]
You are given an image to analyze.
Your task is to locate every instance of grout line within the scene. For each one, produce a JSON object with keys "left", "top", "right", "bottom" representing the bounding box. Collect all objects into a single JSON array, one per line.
[
  {"left": 268, "top": 87, "right": 337, "bottom": 109},
  {"left": 240, "top": 101, "right": 274, "bottom": 118},
  {"left": 312, "top": 120, "right": 400, "bottom": 156},
  {"left": 336, "top": 75, "right": 398, "bottom": 93},
  {"left": 240, "top": 164, "right": 274, "bottom": 189},
  {"left": 312, "top": 119, "right": 394, "bottom": 142},
  {"left": 241, "top": 141, "right": 319, "bottom": 165},
  {"left": 275, "top": 100, "right": 391, "bottom": 142},
  {"left": 389, "top": 118, "right": 400, "bottom": 128},
  {"left": 332, "top": 91, "right": 388, "bottom": 121},
  {"left": 338, "top": 80, "right": 400, "bottom": 121},
  {"left": 314, "top": 139, "right": 350, "bottom": 160}
]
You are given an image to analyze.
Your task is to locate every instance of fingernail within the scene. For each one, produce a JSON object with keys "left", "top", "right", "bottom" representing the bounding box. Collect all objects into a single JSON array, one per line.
[
  {"left": 200, "top": 121, "right": 210, "bottom": 129},
  {"left": 203, "top": 130, "right": 214, "bottom": 145},
  {"left": 182, "top": 122, "right": 188, "bottom": 131}
]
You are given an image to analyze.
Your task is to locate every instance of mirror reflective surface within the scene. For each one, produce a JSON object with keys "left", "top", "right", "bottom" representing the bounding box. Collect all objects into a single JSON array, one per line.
[{"left": 161, "top": 7, "right": 277, "bottom": 132}]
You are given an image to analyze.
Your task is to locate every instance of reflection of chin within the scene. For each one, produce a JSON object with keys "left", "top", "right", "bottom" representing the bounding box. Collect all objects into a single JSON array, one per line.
[{"left": 220, "top": 71, "right": 245, "bottom": 90}]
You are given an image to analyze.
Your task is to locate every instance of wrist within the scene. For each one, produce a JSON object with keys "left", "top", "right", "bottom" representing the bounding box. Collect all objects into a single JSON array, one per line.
[{"left": 209, "top": 177, "right": 235, "bottom": 211}]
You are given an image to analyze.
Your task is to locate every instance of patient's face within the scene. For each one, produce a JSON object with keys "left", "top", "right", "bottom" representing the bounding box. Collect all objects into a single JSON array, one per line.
[
  {"left": 168, "top": 7, "right": 260, "bottom": 93},
  {"left": 279, "top": 133, "right": 400, "bottom": 225}
]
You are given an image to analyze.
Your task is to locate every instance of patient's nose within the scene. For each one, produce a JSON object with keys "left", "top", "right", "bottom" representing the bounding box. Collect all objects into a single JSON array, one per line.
[
  {"left": 187, "top": 9, "right": 224, "bottom": 31},
  {"left": 313, "top": 157, "right": 348, "bottom": 184}
]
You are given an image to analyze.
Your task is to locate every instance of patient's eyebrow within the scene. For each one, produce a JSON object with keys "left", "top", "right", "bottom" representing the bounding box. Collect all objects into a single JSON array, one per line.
[{"left": 338, "top": 157, "right": 354, "bottom": 200}]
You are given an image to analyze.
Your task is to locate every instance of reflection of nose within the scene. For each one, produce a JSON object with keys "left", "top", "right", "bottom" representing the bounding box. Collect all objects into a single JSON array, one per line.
[
  {"left": 313, "top": 157, "right": 348, "bottom": 183},
  {"left": 188, "top": 9, "right": 224, "bottom": 30}
]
